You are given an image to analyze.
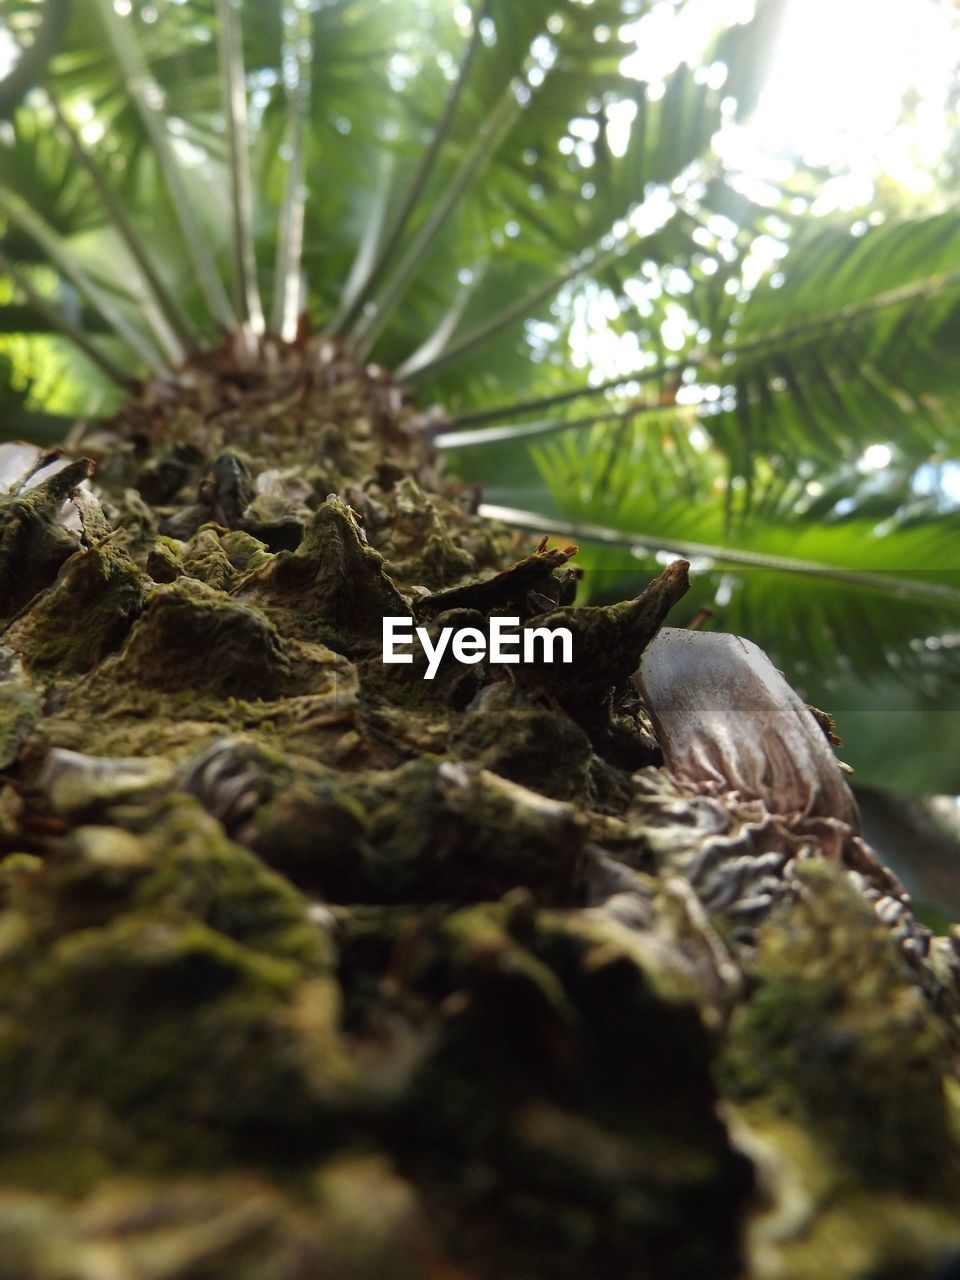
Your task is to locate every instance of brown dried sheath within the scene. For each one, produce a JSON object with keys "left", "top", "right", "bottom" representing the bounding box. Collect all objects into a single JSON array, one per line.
[{"left": 634, "top": 627, "right": 859, "bottom": 829}]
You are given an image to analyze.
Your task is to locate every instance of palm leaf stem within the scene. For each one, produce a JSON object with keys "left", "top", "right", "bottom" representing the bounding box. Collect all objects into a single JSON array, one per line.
[
  {"left": 91, "top": 0, "right": 236, "bottom": 332},
  {"left": 447, "top": 371, "right": 673, "bottom": 429},
  {"left": 433, "top": 402, "right": 668, "bottom": 450},
  {"left": 334, "top": 151, "right": 394, "bottom": 324},
  {"left": 216, "top": 0, "right": 265, "bottom": 338},
  {"left": 480, "top": 502, "right": 960, "bottom": 605},
  {"left": 270, "top": 0, "right": 312, "bottom": 341},
  {"left": 395, "top": 262, "right": 484, "bottom": 382}
]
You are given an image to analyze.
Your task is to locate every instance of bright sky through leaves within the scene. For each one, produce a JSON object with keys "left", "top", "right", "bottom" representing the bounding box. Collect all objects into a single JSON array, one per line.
[
  {"left": 750, "top": 0, "right": 959, "bottom": 196},
  {"left": 566, "top": 0, "right": 960, "bottom": 382}
]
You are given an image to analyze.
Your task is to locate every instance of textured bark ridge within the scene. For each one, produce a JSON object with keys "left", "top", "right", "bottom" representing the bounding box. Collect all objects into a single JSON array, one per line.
[{"left": 1, "top": 337, "right": 960, "bottom": 1279}]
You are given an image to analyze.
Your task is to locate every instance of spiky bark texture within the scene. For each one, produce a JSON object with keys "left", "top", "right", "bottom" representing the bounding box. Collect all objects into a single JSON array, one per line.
[{"left": 1, "top": 337, "right": 960, "bottom": 1279}]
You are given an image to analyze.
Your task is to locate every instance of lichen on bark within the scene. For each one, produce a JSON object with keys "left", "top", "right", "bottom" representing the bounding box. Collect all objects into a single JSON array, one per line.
[{"left": 1, "top": 336, "right": 960, "bottom": 1279}]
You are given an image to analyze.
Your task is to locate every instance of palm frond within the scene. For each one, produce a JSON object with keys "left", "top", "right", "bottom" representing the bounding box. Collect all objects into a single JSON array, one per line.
[
  {"left": 440, "top": 207, "right": 960, "bottom": 475},
  {"left": 0, "top": 185, "right": 164, "bottom": 369},
  {"left": 349, "top": 78, "right": 524, "bottom": 355},
  {"left": 331, "top": 0, "right": 491, "bottom": 338},
  {"left": 0, "top": 246, "right": 133, "bottom": 388},
  {"left": 697, "top": 208, "right": 960, "bottom": 479},
  {"left": 501, "top": 423, "right": 960, "bottom": 791},
  {"left": 376, "top": 1, "right": 786, "bottom": 391}
]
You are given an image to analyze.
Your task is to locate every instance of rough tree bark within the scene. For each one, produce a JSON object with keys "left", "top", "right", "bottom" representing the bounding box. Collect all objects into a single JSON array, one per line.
[{"left": 1, "top": 336, "right": 959, "bottom": 1279}]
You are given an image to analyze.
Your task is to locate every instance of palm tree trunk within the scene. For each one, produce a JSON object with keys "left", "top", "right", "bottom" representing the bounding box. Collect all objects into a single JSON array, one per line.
[{"left": 1, "top": 337, "right": 959, "bottom": 1280}]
